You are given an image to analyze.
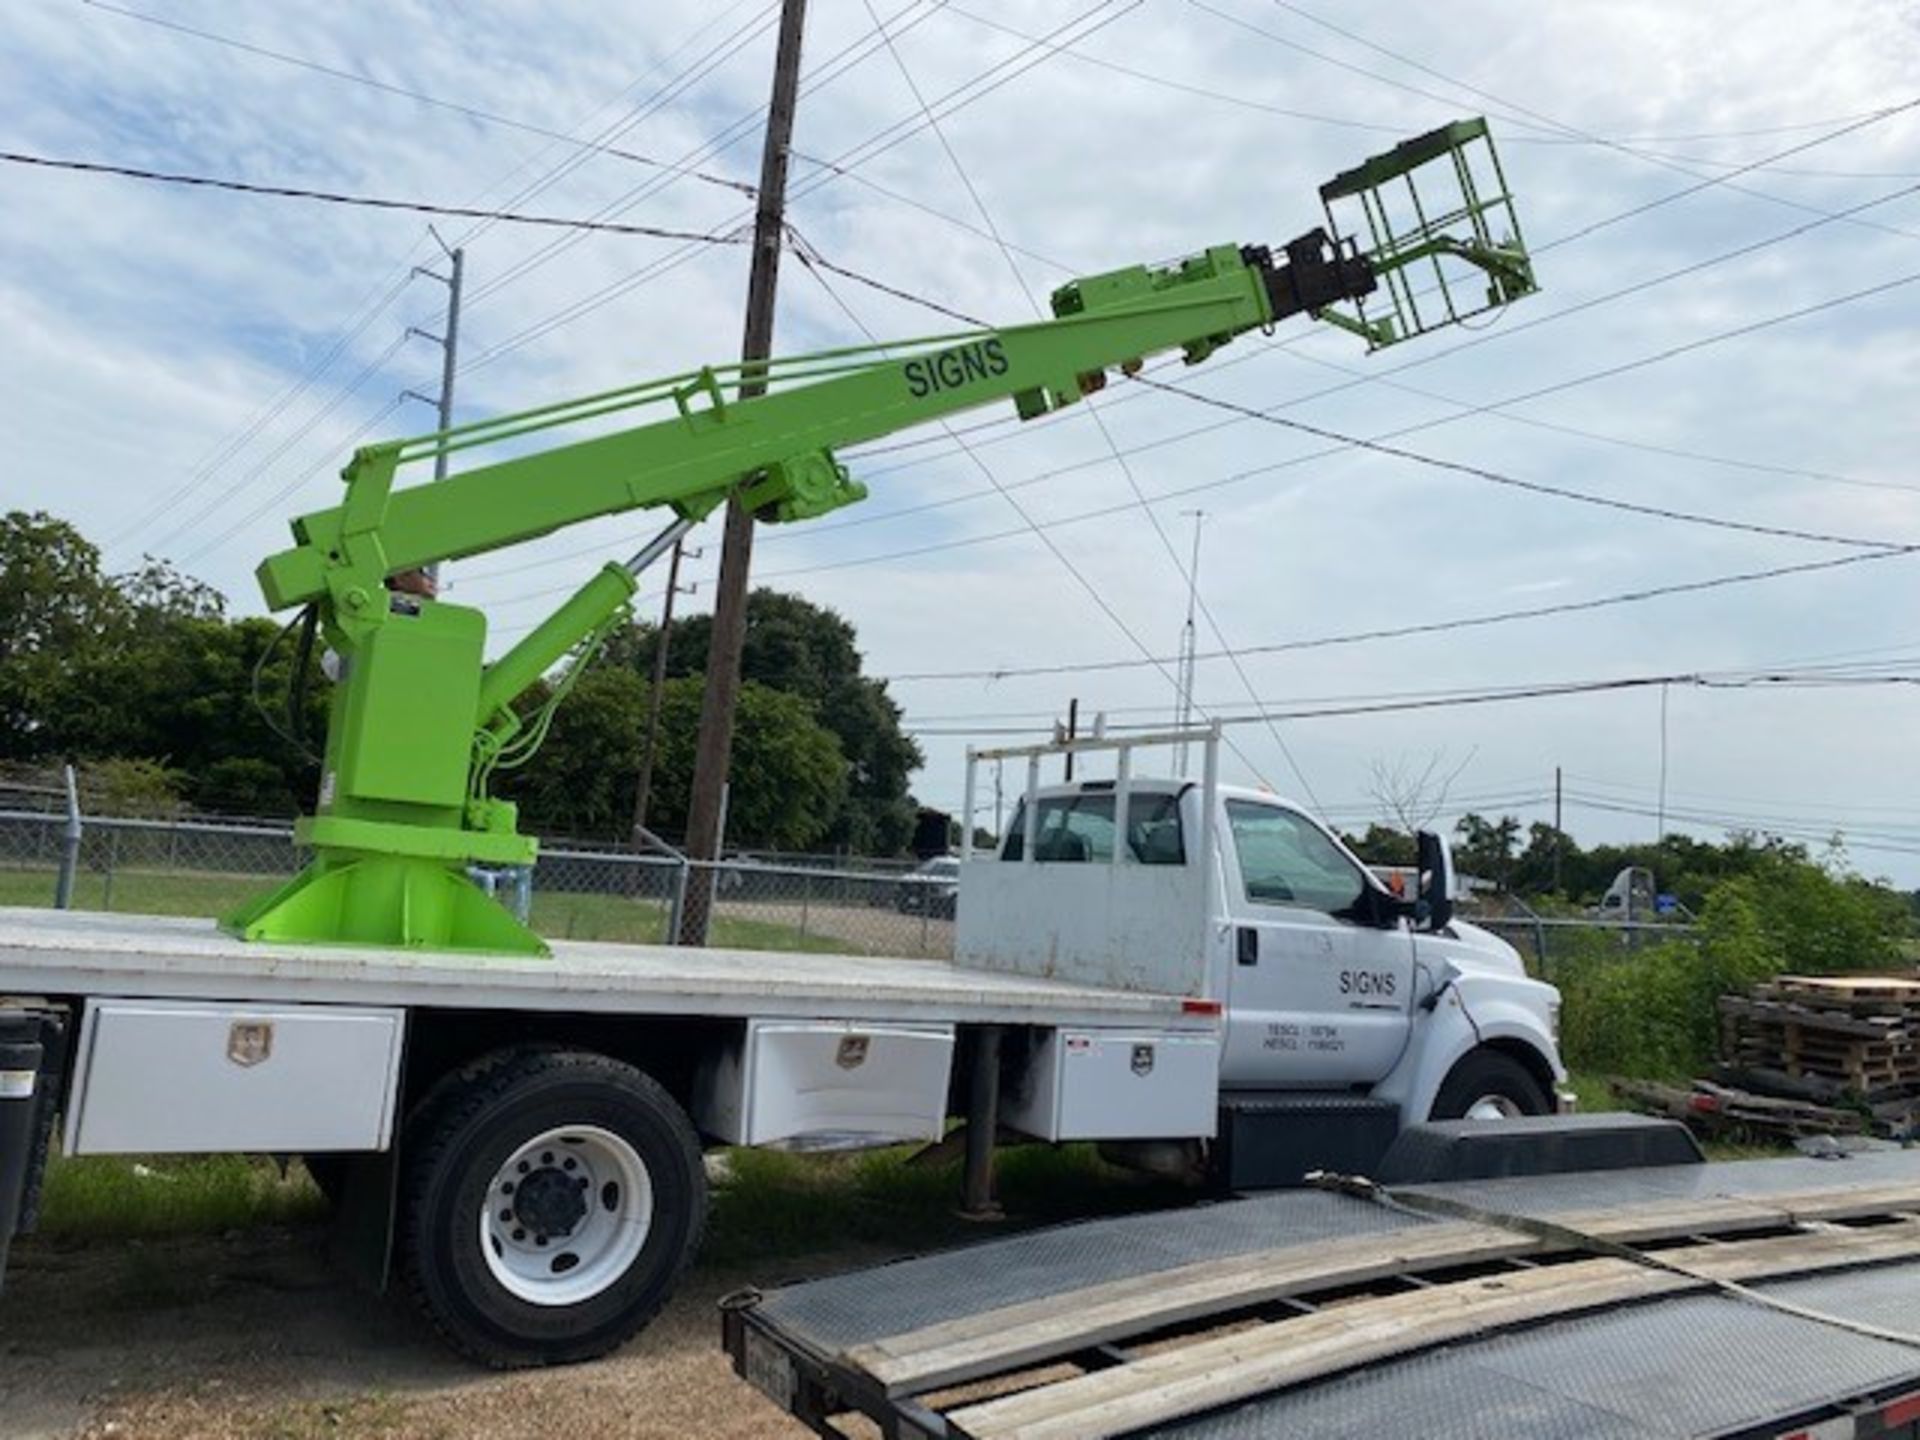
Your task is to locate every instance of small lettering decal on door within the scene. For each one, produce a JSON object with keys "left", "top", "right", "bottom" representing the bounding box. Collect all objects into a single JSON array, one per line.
[
  {"left": 1305, "top": 1023, "right": 1345, "bottom": 1054},
  {"left": 1262, "top": 1021, "right": 1299, "bottom": 1052}
]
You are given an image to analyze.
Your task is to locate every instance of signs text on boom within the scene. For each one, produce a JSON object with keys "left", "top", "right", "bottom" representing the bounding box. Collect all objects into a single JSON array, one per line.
[{"left": 902, "top": 338, "right": 1009, "bottom": 398}]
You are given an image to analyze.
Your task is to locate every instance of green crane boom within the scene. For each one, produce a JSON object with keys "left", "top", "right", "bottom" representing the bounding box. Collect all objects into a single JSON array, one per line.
[{"left": 225, "top": 117, "right": 1537, "bottom": 956}]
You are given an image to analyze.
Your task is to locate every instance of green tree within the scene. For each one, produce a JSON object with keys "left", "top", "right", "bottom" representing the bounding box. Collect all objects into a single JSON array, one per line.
[
  {"left": 606, "top": 588, "right": 921, "bottom": 853},
  {"left": 1453, "top": 812, "right": 1521, "bottom": 890},
  {"left": 0, "top": 511, "right": 126, "bottom": 757},
  {"left": 501, "top": 669, "right": 849, "bottom": 850},
  {"left": 1340, "top": 824, "right": 1417, "bottom": 867}
]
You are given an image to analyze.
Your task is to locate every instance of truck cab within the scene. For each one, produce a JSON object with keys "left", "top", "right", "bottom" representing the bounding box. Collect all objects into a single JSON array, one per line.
[{"left": 959, "top": 730, "right": 1565, "bottom": 1181}]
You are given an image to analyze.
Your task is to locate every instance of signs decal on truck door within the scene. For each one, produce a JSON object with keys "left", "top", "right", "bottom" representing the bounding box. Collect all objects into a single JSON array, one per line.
[{"left": 1340, "top": 970, "right": 1402, "bottom": 1010}]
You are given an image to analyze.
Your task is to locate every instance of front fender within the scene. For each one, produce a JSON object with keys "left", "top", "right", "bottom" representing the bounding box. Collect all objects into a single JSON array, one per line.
[{"left": 1372, "top": 974, "right": 1563, "bottom": 1125}]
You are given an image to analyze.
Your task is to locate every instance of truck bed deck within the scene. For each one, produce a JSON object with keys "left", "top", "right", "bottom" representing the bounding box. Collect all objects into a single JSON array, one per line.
[
  {"left": 726, "top": 1150, "right": 1920, "bottom": 1438},
  {"left": 0, "top": 908, "right": 1213, "bottom": 1029}
]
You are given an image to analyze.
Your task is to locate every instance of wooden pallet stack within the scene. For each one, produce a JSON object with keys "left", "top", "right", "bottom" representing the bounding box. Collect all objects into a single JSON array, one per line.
[
  {"left": 1710, "top": 975, "right": 1920, "bottom": 1139},
  {"left": 1720, "top": 975, "right": 1920, "bottom": 1095}
]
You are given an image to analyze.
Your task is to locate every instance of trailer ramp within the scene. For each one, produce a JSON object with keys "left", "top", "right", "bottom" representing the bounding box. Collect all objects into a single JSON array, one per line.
[{"left": 724, "top": 1152, "right": 1920, "bottom": 1439}]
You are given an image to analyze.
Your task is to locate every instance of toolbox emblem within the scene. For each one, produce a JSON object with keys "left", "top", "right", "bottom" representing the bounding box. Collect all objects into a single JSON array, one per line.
[
  {"left": 227, "top": 1021, "right": 274, "bottom": 1067},
  {"left": 836, "top": 1035, "right": 870, "bottom": 1070},
  {"left": 1131, "top": 1043, "right": 1155, "bottom": 1077}
]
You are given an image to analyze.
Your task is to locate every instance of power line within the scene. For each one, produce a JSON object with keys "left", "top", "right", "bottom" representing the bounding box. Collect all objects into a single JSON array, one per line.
[
  {"left": 1560, "top": 794, "right": 1920, "bottom": 860},
  {"left": 820, "top": 159, "right": 1920, "bottom": 501},
  {"left": 76, "top": 0, "right": 761, "bottom": 196},
  {"left": 1130, "top": 372, "right": 1913, "bottom": 552},
  {"left": 883, "top": 545, "right": 1920, "bottom": 683},
  {"left": 459, "top": 0, "right": 1137, "bottom": 374},
  {"left": 0, "top": 150, "right": 756, "bottom": 243},
  {"left": 104, "top": 266, "right": 418, "bottom": 551},
  {"left": 448, "top": 0, "right": 959, "bottom": 336},
  {"left": 474, "top": 247, "right": 1920, "bottom": 612},
  {"left": 944, "top": 4, "right": 1900, "bottom": 157},
  {"left": 1197, "top": 1, "right": 1920, "bottom": 248},
  {"left": 853, "top": 0, "right": 1318, "bottom": 802},
  {"left": 109, "top": 1, "right": 791, "bottom": 565},
  {"left": 903, "top": 668, "right": 1920, "bottom": 734}
]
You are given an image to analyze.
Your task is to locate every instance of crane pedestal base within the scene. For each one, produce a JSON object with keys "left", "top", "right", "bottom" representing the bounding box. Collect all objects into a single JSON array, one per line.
[{"left": 222, "top": 853, "right": 548, "bottom": 957}]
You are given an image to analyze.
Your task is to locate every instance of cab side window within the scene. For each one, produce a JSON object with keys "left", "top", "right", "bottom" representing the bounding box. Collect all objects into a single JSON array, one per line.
[
  {"left": 1001, "top": 792, "right": 1185, "bottom": 864},
  {"left": 1225, "top": 800, "right": 1366, "bottom": 915}
]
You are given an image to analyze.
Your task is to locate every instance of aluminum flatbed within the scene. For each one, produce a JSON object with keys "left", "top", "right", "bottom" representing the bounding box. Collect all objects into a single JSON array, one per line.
[
  {"left": 0, "top": 908, "right": 1213, "bottom": 1030},
  {"left": 724, "top": 1150, "right": 1920, "bottom": 1439}
]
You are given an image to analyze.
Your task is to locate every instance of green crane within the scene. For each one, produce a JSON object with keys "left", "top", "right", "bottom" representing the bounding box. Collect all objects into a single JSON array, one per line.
[{"left": 226, "top": 117, "right": 1536, "bottom": 956}]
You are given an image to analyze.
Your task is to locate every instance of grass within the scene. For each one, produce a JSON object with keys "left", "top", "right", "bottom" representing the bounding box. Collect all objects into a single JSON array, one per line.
[
  {"left": 529, "top": 887, "right": 853, "bottom": 953},
  {"left": 34, "top": 1151, "right": 328, "bottom": 1242},
  {"left": 704, "top": 1141, "right": 1189, "bottom": 1267},
  {"left": 0, "top": 864, "right": 847, "bottom": 953},
  {"left": 33, "top": 1141, "right": 1181, "bottom": 1264}
]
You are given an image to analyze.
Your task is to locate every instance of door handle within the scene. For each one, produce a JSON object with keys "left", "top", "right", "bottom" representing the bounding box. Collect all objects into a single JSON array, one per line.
[{"left": 1236, "top": 926, "right": 1259, "bottom": 966}]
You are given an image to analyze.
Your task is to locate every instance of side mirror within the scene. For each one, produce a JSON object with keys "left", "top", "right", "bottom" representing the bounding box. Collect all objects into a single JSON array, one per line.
[{"left": 1415, "top": 830, "right": 1455, "bottom": 932}]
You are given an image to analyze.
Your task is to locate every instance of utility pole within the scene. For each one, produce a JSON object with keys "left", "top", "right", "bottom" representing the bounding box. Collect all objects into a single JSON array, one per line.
[
  {"left": 1064, "top": 698, "right": 1079, "bottom": 782},
  {"left": 1172, "top": 510, "right": 1204, "bottom": 775},
  {"left": 1656, "top": 681, "right": 1670, "bottom": 843},
  {"left": 629, "top": 542, "right": 697, "bottom": 850},
  {"left": 405, "top": 229, "right": 464, "bottom": 587},
  {"left": 1552, "top": 765, "right": 1563, "bottom": 893},
  {"left": 678, "top": 0, "right": 808, "bottom": 944}
]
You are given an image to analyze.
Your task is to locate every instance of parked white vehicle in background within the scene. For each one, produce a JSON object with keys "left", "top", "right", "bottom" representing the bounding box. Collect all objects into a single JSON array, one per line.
[{"left": 0, "top": 726, "right": 1563, "bottom": 1366}]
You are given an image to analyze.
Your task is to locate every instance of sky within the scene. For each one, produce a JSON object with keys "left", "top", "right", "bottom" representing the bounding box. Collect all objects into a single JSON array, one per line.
[{"left": 5, "top": 0, "right": 1920, "bottom": 877}]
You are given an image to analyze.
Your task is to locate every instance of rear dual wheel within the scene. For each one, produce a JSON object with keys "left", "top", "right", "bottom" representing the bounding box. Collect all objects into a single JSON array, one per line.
[{"left": 402, "top": 1049, "right": 706, "bottom": 1367}]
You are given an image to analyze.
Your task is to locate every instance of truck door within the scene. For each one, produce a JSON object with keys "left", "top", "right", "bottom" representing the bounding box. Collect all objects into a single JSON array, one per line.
[{"left": 1218, "top": 798, "right": 1414, "bottom": 1087}]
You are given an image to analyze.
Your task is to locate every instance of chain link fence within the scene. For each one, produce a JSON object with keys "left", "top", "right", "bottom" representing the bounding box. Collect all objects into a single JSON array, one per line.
[
  {"left": 0, "top": 806, "right": 955, "bottom": 959},
  {"left": 0, "top": 801, "right": 1681, "bottom": 973}
]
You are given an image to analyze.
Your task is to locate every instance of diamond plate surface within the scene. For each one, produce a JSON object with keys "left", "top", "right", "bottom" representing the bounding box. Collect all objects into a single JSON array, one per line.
[
  {"left": 752, "top": 1188, "right": 1429, "bottom": 1353},
  {"left": 1397, "top": 1149, "right": 1920, "bottom": 1216},
  {"left": 1164, "top": 1260, "right": 1920, "bottom": 1439},
  {"left": 748, "top": 1151, "right": 1920, "bottom": 1422}
]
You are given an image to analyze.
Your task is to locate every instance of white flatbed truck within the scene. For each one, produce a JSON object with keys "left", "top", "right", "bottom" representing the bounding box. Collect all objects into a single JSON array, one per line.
[{"left": 0, "top": 728, "right": 1571, "bottom": 1366}]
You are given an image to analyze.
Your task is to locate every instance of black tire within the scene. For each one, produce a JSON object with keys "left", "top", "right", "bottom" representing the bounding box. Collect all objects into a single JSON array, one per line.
[
  {"left": 1428, "top": 1048, "right": 1552, "bottom": 1122},
  {"left": 400, "top": 1048, "right": 707, "bottom": 1368}
]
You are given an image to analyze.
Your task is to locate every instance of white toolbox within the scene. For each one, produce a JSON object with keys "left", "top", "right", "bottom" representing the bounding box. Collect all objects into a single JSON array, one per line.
[
  {"left": 1005, "top": 1028, "right": 1219, "bottom": 1141},
  {"left": 693, "top": 1018, "right": 954, "bottom": 1148},
  {"left": 66, "top": 998, "right": 405, "bottom": 1154}
]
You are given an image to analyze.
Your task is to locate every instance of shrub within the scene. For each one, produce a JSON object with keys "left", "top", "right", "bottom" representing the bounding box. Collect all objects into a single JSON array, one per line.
[{"left": 1556, "top": 861, "right": 1901, "bottom": 1079}]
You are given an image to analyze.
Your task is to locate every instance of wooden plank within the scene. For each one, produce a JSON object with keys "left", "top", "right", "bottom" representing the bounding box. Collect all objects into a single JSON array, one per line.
[
  {"left": 946, "top": 1221, "right": 1920, "bottom": 1440},
  {"left": 848, "top": 1221, "right": 1528, "bottom": 1392},
  {"left": 848, "top": 1182, "right": 1920, "bottom": 1395},
  {"left": 1770, "top": 975, "right": 1920, "bottom": 1003}
]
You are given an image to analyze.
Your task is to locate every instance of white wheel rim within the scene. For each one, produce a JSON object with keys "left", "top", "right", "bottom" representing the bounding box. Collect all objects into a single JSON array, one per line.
[
  {"left": 480, "top": 1125, "right": 653, "bottom": 1307},
  {"left": 1464, "top": 1094, "right": 1526, "bottom": 1121}
]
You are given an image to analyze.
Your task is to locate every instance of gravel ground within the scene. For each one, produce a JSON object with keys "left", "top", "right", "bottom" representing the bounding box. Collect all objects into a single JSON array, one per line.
[{"left": 0, "top": 1225, "right": 868, "bottom": 1439}]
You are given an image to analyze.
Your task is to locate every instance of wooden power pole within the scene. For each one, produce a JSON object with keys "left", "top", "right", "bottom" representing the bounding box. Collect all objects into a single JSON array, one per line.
[{"left": 678, "top": 0, "right": 808, "bottom": 943}]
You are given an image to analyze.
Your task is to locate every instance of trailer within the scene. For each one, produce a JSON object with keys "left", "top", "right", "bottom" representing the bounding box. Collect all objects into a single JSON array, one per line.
[{"left": 723, "top": 1146, "right": 1920, "bottom": 1439}]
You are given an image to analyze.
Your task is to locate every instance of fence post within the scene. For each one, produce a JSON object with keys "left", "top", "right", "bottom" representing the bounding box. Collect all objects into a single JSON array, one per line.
[
  {"left": 54, "top": 765, "right": 81, "bottom": 910},
  {"left": 799, "top": 872, "right": 811, "bottom": 941},
  {"left": 666, "top": 860, "right": 689, "bottom": 945},
  {"left": 101, "top": 825, "right": 119, "bottom": 911}
]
